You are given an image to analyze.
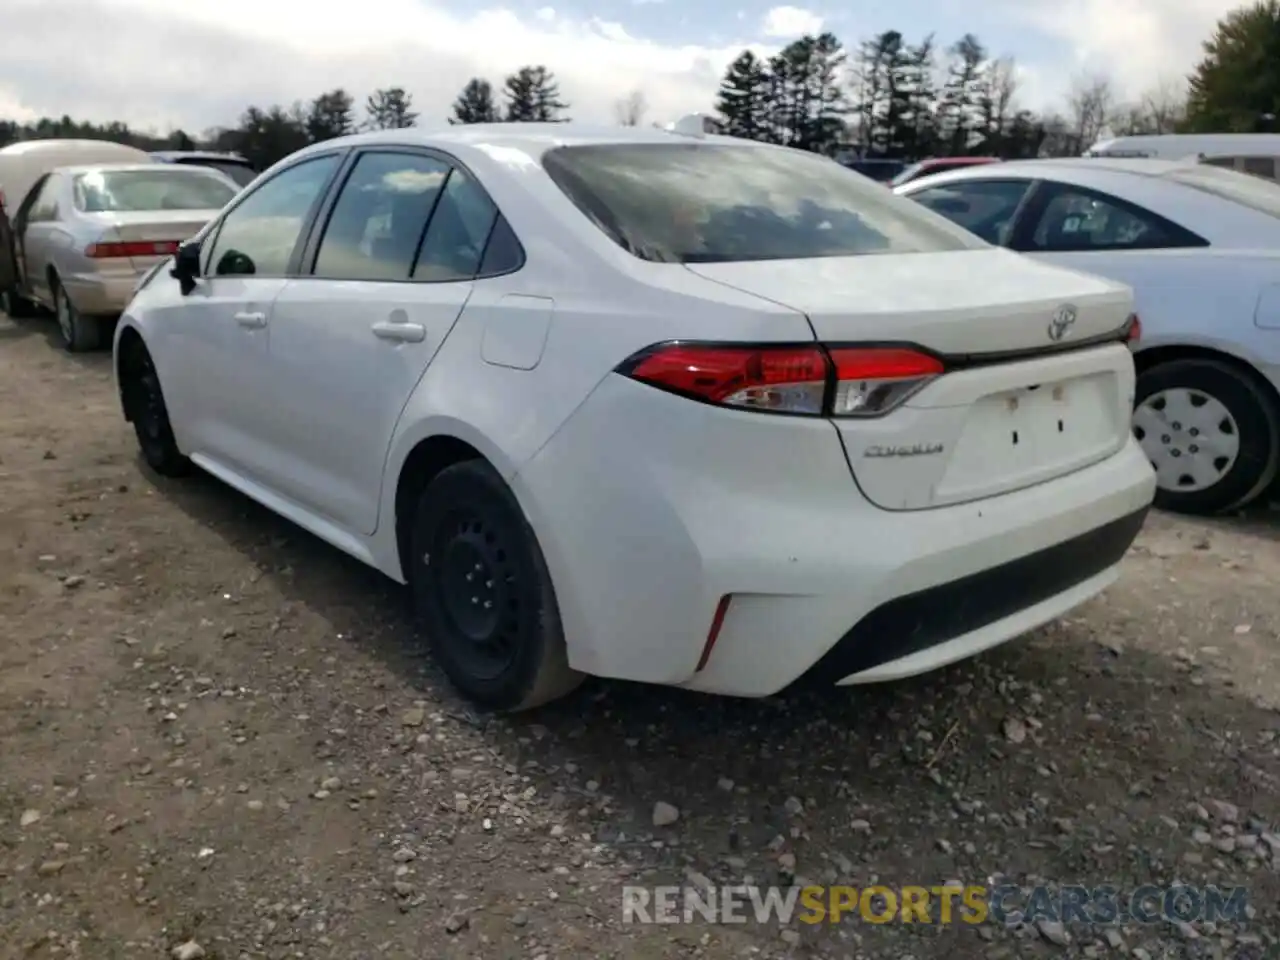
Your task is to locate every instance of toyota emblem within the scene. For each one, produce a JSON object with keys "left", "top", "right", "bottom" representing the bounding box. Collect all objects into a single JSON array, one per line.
[{"left": 1048, "top": 304, "right": 1077, "bottom": 341}]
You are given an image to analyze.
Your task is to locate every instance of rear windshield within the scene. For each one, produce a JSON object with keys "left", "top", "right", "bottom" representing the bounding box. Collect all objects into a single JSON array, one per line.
[
  {"left": 178, "top": 159, "right": 257, "bottom": 188},
  {"left": 542, "top": 144, "right": 979, "bottom": 263},
  {"left": 1165, "top": 164, "right": 1280, "bottom": 220},
  {"left": 73, "top": 168, "right": 238, "bottom": 213}
]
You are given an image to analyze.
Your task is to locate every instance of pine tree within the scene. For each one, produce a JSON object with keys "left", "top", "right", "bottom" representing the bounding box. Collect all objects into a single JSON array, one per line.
[
  {"left": 715, "top": 51, "right": 773, "bottom": 141},
  {"left": 365, "top": 87, "right": 418, "bottom": 130},
  {"left": 305, "top": 89, "right": 355, "bottom": 142},
  {"left": 503, "top": 66, "right": 569, "bottom": 122},
  {"left": 1185, "top": 0, "right": 1280, "bottom": 132},
  {"left": 450, "top": 79, "right": 500, "bottom": 124}
]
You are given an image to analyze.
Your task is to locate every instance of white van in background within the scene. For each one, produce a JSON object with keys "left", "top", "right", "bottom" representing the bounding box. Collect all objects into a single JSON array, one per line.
[{"left": 1084, "top": 133, "right": 1280, "bottom": 181}]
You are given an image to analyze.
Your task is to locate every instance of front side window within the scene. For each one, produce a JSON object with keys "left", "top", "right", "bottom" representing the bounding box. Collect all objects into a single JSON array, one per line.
[
  {"left": 313, "top": 152, "right": 450, "bottom": 281},
  {"left": 908, "top": 180, "right": 1032, "bottom": 245},
  {"left": 542, "top": 143, "right": 981, "bottom": 264},
  {"left": 1024, "top": 184, "right": 1204, "bottom": 252},
  {"left": 205, "top": 154, "right": 340, "bottom": 277},
  {"left": 74, "top": 168, "right": 237, "bottom": 213}
]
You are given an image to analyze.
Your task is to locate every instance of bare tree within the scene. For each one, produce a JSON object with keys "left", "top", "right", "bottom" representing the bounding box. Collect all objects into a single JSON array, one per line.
[
  {"left": 614, "top": 90, "right": 648, "bottom": 126},
  {"left": 974, "top": 56, "right": 1019, "bottom": 148},
  {"left": 1141, "top": 76, "right": 1188, "bottom": 133},
  {"left": 1065, "top": 73, "right": 1116, "bottom": 153},
  {"left": 1105, "top": 77, "right": 1188, "bottom": 137}
]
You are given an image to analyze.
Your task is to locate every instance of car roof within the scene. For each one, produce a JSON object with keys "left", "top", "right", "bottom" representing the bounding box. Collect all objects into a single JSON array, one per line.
[
  {"left": 56, "top": 162, "right": 218, "bottom": 175},
  {"left": 151, "top": 151, "right": 251, "bottom": 163},
  {"left": 287, "top": 123, "right": 777, "bottom": 165},
  {"left": 906, "top": 156, "right": 1194, "bottom": 185}
]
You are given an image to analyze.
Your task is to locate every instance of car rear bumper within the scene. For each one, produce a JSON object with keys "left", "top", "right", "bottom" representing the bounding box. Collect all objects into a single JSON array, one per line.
[
  {"left": 62, "top": 270, "right": 138, "bottom": 316},
  {"left": 515, "top": 375, "right": 1156, "bottom": 697}
]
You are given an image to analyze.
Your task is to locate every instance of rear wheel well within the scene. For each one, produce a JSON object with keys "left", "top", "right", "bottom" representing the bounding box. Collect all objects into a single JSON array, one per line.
[
  {"left": 394, "top": 436, "right": 486, "bottom": 579},
  {"left": 115, "top": 326, "right": 148, "bottom": 421},
  {"left": 1134, "top": 344, "right": 1280, "bottom": 412}
]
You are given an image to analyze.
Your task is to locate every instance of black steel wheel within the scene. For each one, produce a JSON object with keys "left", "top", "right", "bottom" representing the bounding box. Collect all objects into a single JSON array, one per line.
[
  {"left": 122, "top": 343, "right": 190, "bottom": 477},
  {"left": 410, "top": 460, "right": 582, "bottom": 710}
]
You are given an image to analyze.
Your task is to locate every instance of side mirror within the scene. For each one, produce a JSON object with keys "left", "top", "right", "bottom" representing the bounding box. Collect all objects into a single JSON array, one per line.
[{"left": 171, "top": 240, "right": 201, "bottom": 295}]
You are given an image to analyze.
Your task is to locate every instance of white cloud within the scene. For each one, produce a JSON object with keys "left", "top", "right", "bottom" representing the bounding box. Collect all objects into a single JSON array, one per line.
[
  {"left": 1010, "top": 0, "right": 1238, "bottom": 103},
  {"left": 0, "top": 0, "right": 755, "bottom": 134},
  {"left": 759, "top": 6, "right": 824, "bottom": 39}
]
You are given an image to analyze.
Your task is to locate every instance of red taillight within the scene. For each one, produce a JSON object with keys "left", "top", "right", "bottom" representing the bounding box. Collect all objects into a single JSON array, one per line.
[
  {"left": 618, "top": 342, "right": 944, "bottom": 417},
  {"left": 1125, "top": 313, "right": 1142, "bottom": 344},
  {"left": 695, "top": 595, "right": 732, "bottom": 672},
  {"left": 85, "top": 240, "right": 182, "bottom": 259}
]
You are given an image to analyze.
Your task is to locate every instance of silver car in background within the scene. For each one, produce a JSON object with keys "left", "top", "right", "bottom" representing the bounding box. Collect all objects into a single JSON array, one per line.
[{"left": 13, "top": 163, "right": 237, "bottom": 351}]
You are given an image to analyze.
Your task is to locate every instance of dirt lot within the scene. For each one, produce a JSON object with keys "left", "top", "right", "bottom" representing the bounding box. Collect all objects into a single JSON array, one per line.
[{"left": 1, "top": 308, "right": 1279, "bottom": 960}]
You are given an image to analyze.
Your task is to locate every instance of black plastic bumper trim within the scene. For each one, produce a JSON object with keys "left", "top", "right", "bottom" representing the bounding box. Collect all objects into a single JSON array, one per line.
[{"left": 798, "top": 505, "right": 1149, "bottom": 686}]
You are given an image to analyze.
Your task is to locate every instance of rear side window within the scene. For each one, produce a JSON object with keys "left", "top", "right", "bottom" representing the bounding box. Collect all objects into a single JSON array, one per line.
[
  {"left": 542, "top": 143, "right": 981, "bottom": 264},
  {"left": 1023, "top": 183, "right": 1207, "bottom": 252},
  {"left": 1167, "top": 163, "right": 1280, "bottom": 219},
  {"left": 413, "top": 167, "right": 496, "bottom": 282}
]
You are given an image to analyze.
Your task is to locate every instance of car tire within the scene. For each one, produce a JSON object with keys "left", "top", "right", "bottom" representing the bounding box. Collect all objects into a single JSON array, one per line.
[
  {"left": 53, "top": 279, "right": 104, "bottom": 353},
  {"left": 120, "top": 341, "right": 191, "bottom": 478},
  {"left": 410, "top": 460, "right": 583, "bottom": 711},
  {"left": 1133, "top": 358, "right": 1280, "bottom": 515}
]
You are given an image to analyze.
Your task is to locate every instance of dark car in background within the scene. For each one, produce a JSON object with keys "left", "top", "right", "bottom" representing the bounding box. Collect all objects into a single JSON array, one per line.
[
  {"left": 149, "top": 151, "right": 257, "bottom": 188},
  {"left": 842, "top": 158, "right": 908, "bottom": 183}
]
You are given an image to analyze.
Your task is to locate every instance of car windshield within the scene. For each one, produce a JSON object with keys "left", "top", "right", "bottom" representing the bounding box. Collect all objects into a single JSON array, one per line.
[
  {"left": 1165, "top": 163, "right": 1280, "bottom": 220},
  {"left": 73, "top": 168, "right": 238, "bottom": 213},
  {"left": 542, "top": 144, "right": 980, "bottom": 263},
  {"left": 182, "top": 159, "right": 257, "bottom": 188},
  {"left": 890, "top": 163, "right": 927, "bottom": 187}
]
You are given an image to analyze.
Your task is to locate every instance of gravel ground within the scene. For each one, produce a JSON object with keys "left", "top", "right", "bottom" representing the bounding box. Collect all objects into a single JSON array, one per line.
[{"left": 1, "top": 308, "right": 1279, "bottom": 960}]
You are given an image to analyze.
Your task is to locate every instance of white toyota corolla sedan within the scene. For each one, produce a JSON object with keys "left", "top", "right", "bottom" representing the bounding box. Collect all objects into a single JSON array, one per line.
[{"left": 113, "top": 124, "right": 1156, "bottom": 710}]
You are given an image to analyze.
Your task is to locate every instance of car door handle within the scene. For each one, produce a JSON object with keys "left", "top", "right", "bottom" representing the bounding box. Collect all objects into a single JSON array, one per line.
[
  {"left": 234, "top": 311, "right": 267, "bottom": 329},
  {"left": 371, "top": 320, "right": 426, "bottom": 343}
]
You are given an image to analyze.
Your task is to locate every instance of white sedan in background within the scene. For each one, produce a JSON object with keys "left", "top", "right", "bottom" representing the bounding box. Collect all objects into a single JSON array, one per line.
[
  {"left": 114, "top": 125, "right": 1154, "bottom": 710},
  {"left": 897, "top": 158, "right": 1280, "bottom": 515}
]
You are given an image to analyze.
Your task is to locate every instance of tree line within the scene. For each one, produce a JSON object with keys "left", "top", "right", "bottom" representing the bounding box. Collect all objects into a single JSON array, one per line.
[{"left": 1, "top": 0, "right": 1277, "bottom": 171}]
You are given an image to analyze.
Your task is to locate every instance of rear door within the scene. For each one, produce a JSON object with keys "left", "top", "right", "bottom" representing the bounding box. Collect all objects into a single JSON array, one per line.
[{"left": 258, "top": 148, "right": 497, "bottom": 534}]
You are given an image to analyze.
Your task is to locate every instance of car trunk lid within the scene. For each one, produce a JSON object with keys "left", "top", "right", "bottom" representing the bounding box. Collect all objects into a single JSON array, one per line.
[
  {"left": 685, "top": 249, "right": 1138, "bottom": 509},
  {"left": 85, "top": 210, "right": 216, "bottom": 272}
]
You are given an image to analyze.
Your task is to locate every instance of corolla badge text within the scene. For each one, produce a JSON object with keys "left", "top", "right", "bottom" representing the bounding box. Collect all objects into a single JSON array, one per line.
[{"left": 864, "top": 442, "right": 945, "bottom": 458}]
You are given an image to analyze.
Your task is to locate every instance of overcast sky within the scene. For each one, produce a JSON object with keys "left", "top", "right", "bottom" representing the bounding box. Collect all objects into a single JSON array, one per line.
[{"left": 0, "top": 0, "right": 1240, "bottom": 135}]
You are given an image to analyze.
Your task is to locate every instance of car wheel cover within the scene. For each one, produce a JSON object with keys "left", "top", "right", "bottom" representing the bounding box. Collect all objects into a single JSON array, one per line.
[
  {"left": 1133, "top": 387, "right": 1241, "bottom": 494},
  {"left": 427, "top": 505, "right": 520, "bottom": 682}
]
